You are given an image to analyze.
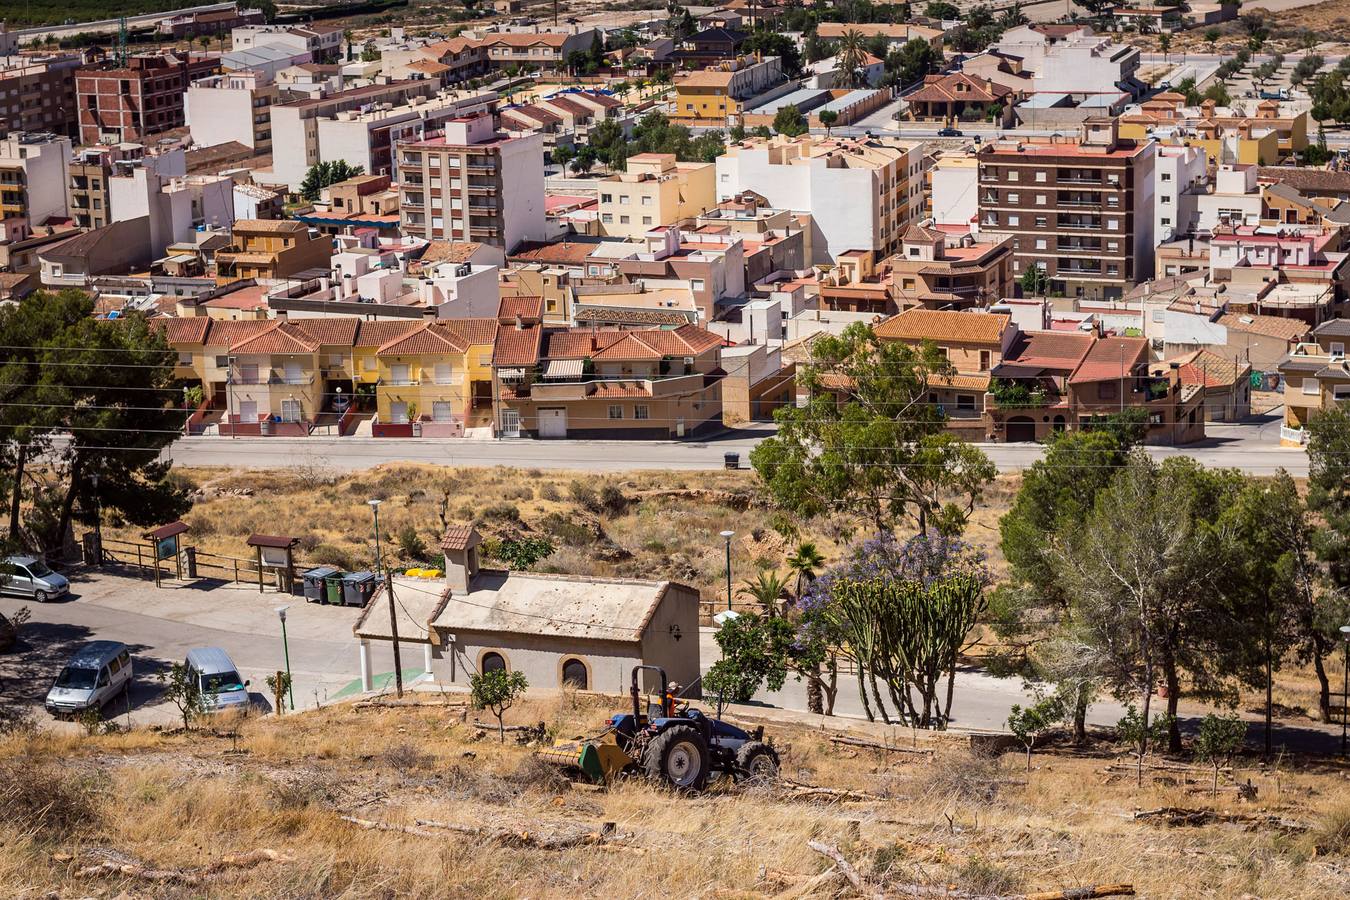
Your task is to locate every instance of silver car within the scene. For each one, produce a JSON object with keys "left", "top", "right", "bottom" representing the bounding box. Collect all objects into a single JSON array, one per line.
[
  {"left": 2, "top": 555, "right": 69, "bottom": 603},
  {"left": 186, "top": 647, "right": 251, "bottom": 713},
  {"left": 45, "top": 641, "right": 132, "bottom": 716}
]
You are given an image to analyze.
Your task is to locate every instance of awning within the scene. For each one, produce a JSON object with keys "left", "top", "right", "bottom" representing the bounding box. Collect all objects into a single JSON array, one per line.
[
  {"left": 543, "top": 358, "right": 584, "bottom": 379},
  {"left": 497, "top": 367, "right": 527, "bottom": 382}
]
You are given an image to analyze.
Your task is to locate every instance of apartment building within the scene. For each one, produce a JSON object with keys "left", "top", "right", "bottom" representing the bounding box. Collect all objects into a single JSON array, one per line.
[
  {"left": 396, "top": 112, "right": 545, "bottom": 253},
  {"left": 1278, "top": 318, "right": 1350, "bottom": 445},
  {"left": 993, "top": 25, "right": 1143, "bottom": 97},
  {"left": 0, "top": 53, "right": 81, "bottom": 138},
  {"left": 976, "top": 118, "right": 1156, "bottom": 300},
  {"left": 158, "top": 6, "right": 266, "bottom": 39},
  {"left": 381, "top": 37, "right": 488, "bottom": 85},
  {"left": 215, "top": 219, "right": 332, "bottom": 280},
  {"left": 230, "top": 24, "right": 343, "bottom": 62},
  {"left": 0, "top": 132, "right": 71, "bottom": 233},
  {"left": 598, "top": 153, "right": 716, "bottom": 239},
  {"left": 815, "top": 22, "right": 944, "bottom": 49},
  {"left": 493, "top": 323, "right": 726, "bottom": 439},
  {"left": 268, "top": 82, "right": 495, "bottom": 190},
  {"left": 76, "top": 52, "right": 219, "bottom": 144},
  {"left": 1153, "top": 143, "right": 1206, "bottom": 243},
  {"left": 890, "top": 224, "right": 1014, "bottom": 311},
  {"left": 476, "top": 29, "right": 598, "bottom": 71},
  {"left": 671, "top": 56, "right": 784, "bottom": 123},
  {"left": 186, "top": 70, "right": 280, "bottom": 153},
  {"left": 716, "top": 134, "right": 925, "bottom": 263}
]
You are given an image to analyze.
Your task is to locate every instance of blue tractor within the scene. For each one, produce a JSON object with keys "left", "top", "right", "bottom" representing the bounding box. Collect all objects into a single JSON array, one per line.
[{"left": 536, "top": 665, "right": 780, "bottom": 790}]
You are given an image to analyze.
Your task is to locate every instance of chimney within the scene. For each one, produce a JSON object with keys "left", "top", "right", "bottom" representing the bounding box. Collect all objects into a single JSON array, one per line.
[
  {"left": 442, "top": 525, "right": 482, "bottom": 594},
  {"left": 514, "top": 313, "right": 523, "bottom": 330}
]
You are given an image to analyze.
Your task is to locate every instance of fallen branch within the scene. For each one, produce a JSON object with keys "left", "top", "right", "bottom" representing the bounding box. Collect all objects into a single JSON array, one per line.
[
  {"left": 771, "top": 865, "right": 839, "bottom": 899},
  {"left": 784, "top": 784, "right": 887, "bottom": 803},
  {"left": 1132, "top": 807, "right": 1307, "bottom": 832},
  {"left": 74, "top": 848, "right": 289, "bottom": 885},
  {"left": 353, "top": 699, "right": 467, "bottom": 710},
  {"left": 341, "top": 814, "right": 628, "bottom": 850},
  {"left": 471, "top": 719, "right": 542, "bottom": 733},
  {"left": 827, "top": 734, "right": 935, "bottom": 756},
  {"left": 807, "top": 841, "right": 884, "bottom": 900},
  {"left": 1023, "top": 886, "right": 1134, "bottom": 900}
]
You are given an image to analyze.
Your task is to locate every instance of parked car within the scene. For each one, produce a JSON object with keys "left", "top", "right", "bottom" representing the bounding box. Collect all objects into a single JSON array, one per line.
[
  {"left": 2, "top": 555, "right": 69, "bottom": 603},
  {"left": 937, "top": 127, "right": 964, "bottom": 137},
  {"left": 185, "top": 647, "right": 251, "bottom": 713},
  {"left": 45, "top": 641, "right": 132, "bottom": 716}
]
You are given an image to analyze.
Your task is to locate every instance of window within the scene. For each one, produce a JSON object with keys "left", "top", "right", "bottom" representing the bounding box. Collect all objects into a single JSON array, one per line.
[
  {"left": 561, "top": 658, "right": 588, "bottom": 688},
  {"left": 908, "top": 246, "right": 920, "bottom": 257},
  {"left": 1036, "top": 194, "right": 1046, "bottom": 205},
  {"left": 690, "top": 278, "right": 705, "bottom": 292},
  {"left": 1008, "top": 170, "right": 1018, "bottom": 182},
  {"left": 1161, "top": 196, "right": 1172, "bottom": 205},
  {"left": 1161, "top": 172, "right": 1172, "bottom": 182},
  {"left": 642, "top": 216, "right": 652, "bottom": 225},
  {"left": 1330, "top": 342, "right": 1345, "bottom": 356},
  {"left": 1035, "top": 238, "right": 1046, "bottom": 250},
  {"left": 1007, "top": 192, "right": 1019, "bottom": 203},
  {"left": 619, "top": 215, "right": 629, "bottom": 224},
  {"left": 600, "top": 193, "right": 612, "bottom": 203},
  {"left": 956, "top": 394, "right": 976, "bottom": 411},
  {"left": 1098, "top": 383, "right": 1117, "bottom": 400},
  {"left": 1008, "top": 215, "right": 1019, "bottom": 226},
  {"left": 1106, "top": 218, "right": 1119, "bottom": 230},
  {"left": 1303, "top": 377, "right": 1320, "bottom": 395},
  {"left": 1161, "top": 217, "right": 1171, "bottom": 226},
  {"left": 634, "top": 405, "right": 650, "bottom": 420},
  {"left": 979, "top": 350, "right": 990, "bottom": 371},
  {"left": 608, "top": 404, "right": 623, "bottom": 419},
  {"left": 1035, "top": 171, "right": 1046, "bottom": 183},
  {"left": 601, "top": 213, "right": 613, "bottom": 223},
  {"left": 280, "top": 398, "right": 302, "bottom": 423},
  {"left": 480, "top": 652, "right": 506, "bottom": 674},
  {"left": 619, "top": 195, "right": 630, "bottom": 204},
  {"left": 641, "top": 196, "right": 652, "bottom": 206},
  {"left": 178, "top": 352, "right": 193, "bottom": 365},
  {"left": 1035, "top": 217, "right": 1046, "bottom": 228}
]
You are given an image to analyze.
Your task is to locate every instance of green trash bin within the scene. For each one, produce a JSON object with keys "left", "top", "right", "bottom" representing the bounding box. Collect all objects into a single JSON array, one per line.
[{"left": 324, "top": 574, "right": 345, "bottom": 605}]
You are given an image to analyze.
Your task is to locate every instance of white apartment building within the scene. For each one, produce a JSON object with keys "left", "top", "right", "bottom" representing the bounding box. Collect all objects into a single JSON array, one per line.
[
  {"left": 230, "top": 24, "right": 343, "bottom": 60},
  {"left": 186, "top": 70, "right": 280, "bottom": 152},
  {"left": 269, "top": 82, "right": 495, "bottom": 190},
  {"left": 1195, "top": 164, "right": 1263, "bottom": 233},
  {"left": 929, "top": 152, "right": 979, "bottom": 229},
  {"left": 715, "top": 135, "right": 924, "bottom": 263},
  {"left": 995, "top": 25, "right": 1142, "bottom": 97},
  {"left": 108, "top": 149, "right": 233, "bottom": 257},
  {"left": 1154, "top": 143, "right": 1206, "bottom": 242},
  {"left": 418, "top": 261, "right": 502, "bottom": 317},
  {"left": 397, "top": 113, "right": 545, "bottom": 253},
  {"left": 0, "top": 132, "right": 72, "bottom": 228}
]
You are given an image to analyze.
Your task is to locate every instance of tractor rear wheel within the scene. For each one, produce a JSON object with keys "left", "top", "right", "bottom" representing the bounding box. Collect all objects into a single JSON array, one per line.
[
  {"left": 643, "top": 724, "right": 709, "bottom": 791},
  {"left": 734, "top": 741, "right": 780, "bottom": 783}
]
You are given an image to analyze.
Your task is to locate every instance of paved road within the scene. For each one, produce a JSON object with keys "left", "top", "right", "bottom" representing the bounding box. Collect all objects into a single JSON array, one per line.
[
  {"left": 162, "top": 415, "right": 1309, "bottom": 475},
  {"left": 13, "top": 2, "right": 235, "bottom": 42}
]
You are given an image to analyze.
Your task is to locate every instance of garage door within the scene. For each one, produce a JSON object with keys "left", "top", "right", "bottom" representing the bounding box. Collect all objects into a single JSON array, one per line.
[
  {"left": 1005, "top": 416, "right": 1036, "bottom": 442},
  {"left": 538, "top": 408, "right": 567, "bottom": 439}
]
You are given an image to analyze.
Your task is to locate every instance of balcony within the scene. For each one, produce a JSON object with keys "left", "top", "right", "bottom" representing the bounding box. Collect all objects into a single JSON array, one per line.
[
  {"left": 1060, "top": 196, "right": 1101, "bottom": 208},
  {"left": 1058, "top": 263, "right": 1102, "bottom": 275},
  {"left": 1056, "top": 240, "right": 1102, "bottom": 253},
  {"left": 1059, "top": 220, "right": 1100, "bottom": 231}
]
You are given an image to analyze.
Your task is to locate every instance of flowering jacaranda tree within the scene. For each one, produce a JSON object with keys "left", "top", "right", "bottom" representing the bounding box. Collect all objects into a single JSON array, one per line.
[{"left": 800, "top": 531, "right": 991, "bottom": 726}]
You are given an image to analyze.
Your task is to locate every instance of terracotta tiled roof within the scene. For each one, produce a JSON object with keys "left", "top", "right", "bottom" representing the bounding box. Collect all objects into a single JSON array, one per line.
[
  {"left": 1256, "top": 167, "right": 1350, "bottom": 195},
  {"left": 509, "top": 239, "right": 604, "bottom": 264},
  {"left": 353, "top": 320, "right": 422, "bottom": 348},
  {"left": 230, "top": 322, "right": 320, "bottom": 354},
  {"left": 439, "top": 318, "right": 498, "bottom": 346},
  {"left": 588, "top": 325, "right": 725, "bottom": 361},
  {"left": 906, "top": 72, "right": 1006, "bottom": 105},
  {"left": 875, "top": 308, "right": 1009, "bottom": 345},
  {"left": 440, "top": 524, "right": 481, "bottom": 551},
  {"left": 497, "top": 295, "right": 544, "bottom": 322},
  {"left": 1172, "top": 349, "right": 1249, "bottom": 389},
  {"left": 410, "top": 240, "right": 488, "bottom": 273},
  {"left": 291, "top": 317, "right": 360, "bottom": 346},
  {"left": 159, "top": 317, "right": 211, "bottom": 345},
  {"left": 494, "top": 323, "right": 543, "bottom": 366},
  {"left": 544, "top": 330, "right": 625, "bottom": 359},
  {"left": 901, "top": 223, "right": 945, "bottom": 244},
  {"left": 1069, "top": 336, "right": 1148, "bottom": 385},
  {"left": 377, "top": 323, "right": 466, "bottom": 356},
  {"left": 591, "top": 382, "right": 653, "bottom": 398},
  {"left": 1001, "top": 331, "right": 1095, "bottom": 371},
  {"left": 1218, "top": 312, "right": 1310, "bottom": 342},
  {"left": 542, "top": 96, "right": 592, "bottom": 117},
  {"left": 575, "top": 90, "right": 621, "bottom": 109},
  {"left": 202, "top": 319, "right": 275, "bottom": 349},
  {"left": 481, "top": 32, "right": 571, "bottom": 48},
  {"left": 930, "top": 372, "right": 992, "bottom": 391},
  {"left": 573, "top": 307, "right": 690, "bottom": 326}
]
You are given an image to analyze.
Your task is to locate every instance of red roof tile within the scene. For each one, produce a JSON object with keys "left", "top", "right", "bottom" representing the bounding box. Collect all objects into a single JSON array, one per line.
[
  {"left": 494, "top": 323, "right": 543, "bottom": 366},
  {"left": 1069, "top": 336, "right": 1148, "bottom": 384}
]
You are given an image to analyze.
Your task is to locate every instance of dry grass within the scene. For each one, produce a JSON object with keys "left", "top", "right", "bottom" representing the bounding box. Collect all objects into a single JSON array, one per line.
[{"left": 0, "top": 694, "right": 1347, "bottom": 899}]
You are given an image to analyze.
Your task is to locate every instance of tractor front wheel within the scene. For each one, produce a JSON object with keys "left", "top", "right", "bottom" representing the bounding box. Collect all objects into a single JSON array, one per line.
[
  {"left": 734, "top": 741, "right": 780, "bottom": 784},
  {"left": 643, "top": 724, "right": 709, "bottom": 791}
]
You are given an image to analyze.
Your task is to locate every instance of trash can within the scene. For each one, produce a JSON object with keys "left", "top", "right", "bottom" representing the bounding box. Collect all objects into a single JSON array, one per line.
[
  {"left": 324, "top": 573, "right": 345, "bottom": 605},
  {"left": 302, "top": 566, "right": 338, "bottom": 603},
  {"left": 724, "top": 451, "right": 740, "bottom": 470},
  {"left": 342, "top": 571, "right": 378, "bottom": 607}
]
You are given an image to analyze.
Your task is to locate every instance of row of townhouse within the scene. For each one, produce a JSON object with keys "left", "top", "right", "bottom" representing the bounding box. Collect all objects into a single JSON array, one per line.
[
  {"left": 872, "top": 307, "right": 1207, "bottom": 445},
  {"left": 160, "top": 302, "right": 730, "bottom": 440}
]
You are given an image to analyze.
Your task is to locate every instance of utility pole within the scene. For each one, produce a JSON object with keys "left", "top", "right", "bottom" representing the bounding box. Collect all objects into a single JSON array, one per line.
[{"left": 386, "top": 569, "right": 404, "bottom": 699}]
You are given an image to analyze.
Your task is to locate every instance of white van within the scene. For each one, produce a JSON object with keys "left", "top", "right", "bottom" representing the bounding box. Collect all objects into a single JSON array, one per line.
[
  {"left": 45, "top": 641, "right": 132, "bottom": 716},
  {"left": 185, "top": 647, "right": 251, "bottom": 713}
]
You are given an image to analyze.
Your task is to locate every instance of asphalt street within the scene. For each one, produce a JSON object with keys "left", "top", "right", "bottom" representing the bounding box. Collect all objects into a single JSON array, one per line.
[{"left": 161, "top": 414, "right": 1309, "bottom": 476}]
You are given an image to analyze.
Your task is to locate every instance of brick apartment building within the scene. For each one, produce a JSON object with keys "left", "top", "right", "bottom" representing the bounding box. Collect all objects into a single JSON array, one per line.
[
  {"left": 76, "top": 53, "right": 218, "bottom": 144},
  {"left": 0, "top": 53, "right": 81, "bottom": 138},
  {"left": 976, "top": 118, "right": 1156, "bottom": 301}
]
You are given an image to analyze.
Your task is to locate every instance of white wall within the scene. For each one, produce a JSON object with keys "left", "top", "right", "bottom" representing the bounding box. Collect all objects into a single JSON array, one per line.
[
  {"left": 423, "top": 263, "right": 501, "bottom": 317},
  {"left": 0, "top": 135, "right": 72, "bottom": 226},
  {"left": 932, "top": 162, "right": 978, "bottom": 228},
  {"left": 1131, "top": 143, "right": 1157, "bottom": 285},
  {"left": 500, "top": 131, "right": 546, "bottom": 254},
  {"left": 268, "top": 106, "right": 317, "bottom": 191},
  {"left": 186, "top": 84, "right": 258, "bottom": 150}
]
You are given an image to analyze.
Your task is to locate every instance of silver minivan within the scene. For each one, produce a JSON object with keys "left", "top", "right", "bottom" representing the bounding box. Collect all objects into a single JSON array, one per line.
[
  {"left": 2, "top": 555, "right": 70, "bottom": 603},
  {"left": 45, "top": 641, "right": 132, "bottom": 716},
  {"left": 186, "top": 647, "right": 251, "bottom": 713}
]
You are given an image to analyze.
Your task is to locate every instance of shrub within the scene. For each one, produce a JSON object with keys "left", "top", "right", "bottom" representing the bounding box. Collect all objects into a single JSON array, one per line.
[
  {"left": 490, "top": 537, "right": 556, "bottom": 570},
  {"left": 955, "top": 858, "right": 1022, "bottom": 895},
  {"left": 568, "top": 481, "right": 600, "bottom": 512},
  {"left": 0, "top": 759, "right": 100, "bottom": 841},
  {"left": 502, "top": 485, "right": 534, "bottom": 501},
  {"left": 395, "top": 523, "right": 428, "bottom": 561},
  {"left": 540, "top": 512, "right": 593, "bottom": 547},
  {"left": 309, "top": 543, "right": 358, "bottom": 570},
  {"left": 539, "top": 483, "right": 561, "bottom": 502},
  {"left": 480, "top": 503, "right": 521, "bottom": 523},
  {"left": 599, "top": 484, "right": 629, "bottom": 515}
]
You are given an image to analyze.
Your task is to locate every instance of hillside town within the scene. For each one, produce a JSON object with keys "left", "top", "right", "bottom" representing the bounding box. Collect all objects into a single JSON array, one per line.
[{"left": 2, "top": 0, "right": 1350, "bottom": 897}]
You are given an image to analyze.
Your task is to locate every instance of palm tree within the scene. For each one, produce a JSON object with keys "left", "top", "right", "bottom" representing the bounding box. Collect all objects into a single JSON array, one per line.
[
  {"left": 836, "top": 29, "right": 869, "bottom": 89},
  {"left": 787, "top": 542, "right": 826, "bottom": 600},
  {"left": 737, "top": 570, "right": 789, "bottom": 614}
]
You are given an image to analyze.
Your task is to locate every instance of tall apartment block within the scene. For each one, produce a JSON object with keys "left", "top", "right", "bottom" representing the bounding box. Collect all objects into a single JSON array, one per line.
[
  {"left": 68, "top": 143, "right": 146, "bottom": 230},
  {"left": 396, "top": 112, "right": 544, "bottom": 253},
  {"left": 75, "top": 52, "right": 218, "bottom": 144},
  {"left": 0, "top": 53, "right": 81, "bottom": 138},
  {"left": 976, "top": 118, "right": 1155, "bottom": 301},
  {"left": 0, "top": 132, "right": 72, "bottom": 235}
]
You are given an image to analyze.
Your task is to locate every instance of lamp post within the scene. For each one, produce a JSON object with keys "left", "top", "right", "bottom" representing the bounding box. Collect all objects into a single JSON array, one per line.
[
  {"left": 1341, "top": 624, "right": 1350, "bottom": 757},
  {"left": 719, "top": 530, "right": 735, "bottom": 611},
  {"left": 90, "top": 472, "right": 102, "bottom": 566},
  {"left": 276, "top": 605, "right": 295, "bottom": 712},
  {"left": 368, "top": 499, "right": 383, "bottom": 577}
]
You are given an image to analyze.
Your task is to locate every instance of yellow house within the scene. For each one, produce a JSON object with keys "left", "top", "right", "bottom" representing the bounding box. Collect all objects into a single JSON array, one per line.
[
  {"left": 598, "top": 153, "right": 716, "bottom": 239},
  {"left": 671, "top": 56, "right": 784, "bottom": 123},
  {"left": 367, "top": 319, "right": 499, "bottom": 436},
  {"left": 215, "top": 220, "right": 333, "bottom": 280}
]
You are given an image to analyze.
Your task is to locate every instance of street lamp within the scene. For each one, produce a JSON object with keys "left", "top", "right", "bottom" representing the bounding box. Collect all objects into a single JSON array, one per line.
[
  {"left": 276, "top": 605, "right": 295, "bottom": 712},
  {"left": 90, "top": 472, "right": 102, "bottom": 566},
  {"left": 719, "top": 530, "right": 735, "bottom": 611},
  {"left": 1340, "top": 624, "right": 1350, "bottom": 757},
  {"left": 368, "top": 499, "right": 383, "bottom": 577}
]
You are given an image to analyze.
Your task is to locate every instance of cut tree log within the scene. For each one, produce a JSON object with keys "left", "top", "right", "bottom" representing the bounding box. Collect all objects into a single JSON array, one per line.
[
  {"left": 341, "top": 814, "right": 630, "bottom": 850},
  {"left": 771, "top": 865, "right": 840, "bottom": 900},
  {"left": 1023, "top": 886, "right": 1134, "bottom": 900},
  {"left": 1131, "top": 808, "right": 1307, "bottom": 832},
  {"left": 827, "top": 734, "right": 935, "bottom": 756},
  {"left": 353, "top": 699, "right": 467, "bottom": 710}
]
